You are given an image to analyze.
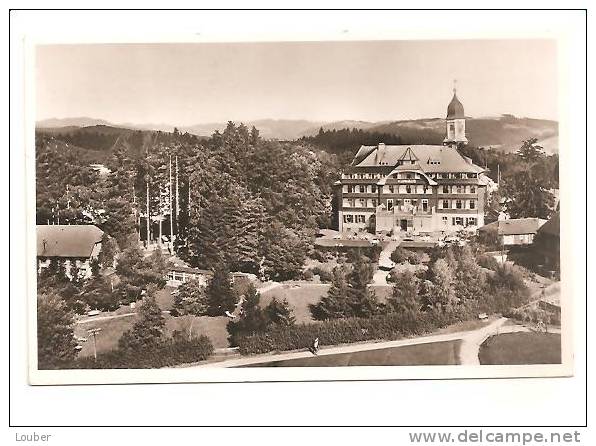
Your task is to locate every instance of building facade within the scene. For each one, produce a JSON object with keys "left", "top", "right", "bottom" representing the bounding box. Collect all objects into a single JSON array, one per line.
[
  {"left": 336, "top": 91, "right": 487, "bottom": 235},
  {"left": 37, "top": 224, "right": 104, "bottom": 279}
]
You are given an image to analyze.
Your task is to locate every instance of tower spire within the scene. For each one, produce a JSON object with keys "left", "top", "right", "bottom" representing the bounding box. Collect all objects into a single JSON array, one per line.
[{"left": 453, "top": 79, "right": 457, "bottom": 95}]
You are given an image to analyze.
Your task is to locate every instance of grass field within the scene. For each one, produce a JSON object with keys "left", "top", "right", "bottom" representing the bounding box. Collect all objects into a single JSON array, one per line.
[
  {"left": 74, "top": 313, "right": 231, "bottom": 357},
  {"left": 243, "top": 340, "right": 462, "bottom": 367},
  {"left": 479, "top": 332, "right": 561, "bottom": 365},
  {"left": 260, "top": 282, "right": 393, "bottom": 324}
]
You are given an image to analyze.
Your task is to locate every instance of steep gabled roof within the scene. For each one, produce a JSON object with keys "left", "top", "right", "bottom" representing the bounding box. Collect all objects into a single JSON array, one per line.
[
  {"left": 37, "top": 225, "right": 104, "bottom": 258},
  {"left": 353, "top": 144, "right": 484, "bottom": 174}
]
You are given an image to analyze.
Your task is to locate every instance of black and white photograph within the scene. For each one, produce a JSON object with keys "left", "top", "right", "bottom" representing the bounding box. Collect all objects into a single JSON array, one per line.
[{"left": 28, "top": 36, "right": 571, "bottom": 383}]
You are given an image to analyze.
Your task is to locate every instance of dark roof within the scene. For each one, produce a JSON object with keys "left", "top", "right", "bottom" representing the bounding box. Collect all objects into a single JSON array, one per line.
[
  {"left": 169, "top": 264, "right": 212, "bottom": 275},
  {"left": 37, "top": 225, "right": 104, "bottom": 258},
  {"left": 537, "top": 212, "right": 560, "bottom": 237},
  {"left": 399, "top": 241, "right": 437, "bottom": 249},
  {"left": 446, "top": 92, "right": 465, "bottom": 119},
  {"left": 478, "top": 218, "right": 547, "bottom": 236}
]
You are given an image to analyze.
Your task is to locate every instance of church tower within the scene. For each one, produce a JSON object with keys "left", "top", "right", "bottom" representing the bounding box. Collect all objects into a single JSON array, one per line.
[{"left": 443, "top": 83, "right": 468, "bottom": 146}]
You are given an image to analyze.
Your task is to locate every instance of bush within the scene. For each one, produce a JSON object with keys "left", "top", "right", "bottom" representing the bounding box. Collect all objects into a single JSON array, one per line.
[
  {"left": 70, "top": 334, "right": 214, "bottom": 369},
  {"left": 477, "top": 253, "right": 500, "bottom": 271},
  {"left": 236, "top": 307, "right": 471, "bottom": 355},
  {"left": 390, "top": 247, "right": 420, "bottom": 265},
  {"left": 302, "top": 269, "right": 314, "bottom": 281},
  {"left": 311, "top": 266, "right": 333, "bottom": 283}
]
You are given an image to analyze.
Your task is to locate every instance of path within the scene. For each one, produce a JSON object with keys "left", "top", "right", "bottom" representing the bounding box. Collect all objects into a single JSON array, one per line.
[
  {"left": 372, "top": 240, "right": 399, "bottom": 285},
  {"left": 457, "top": 317, "right": 509, "bottom": 365}
]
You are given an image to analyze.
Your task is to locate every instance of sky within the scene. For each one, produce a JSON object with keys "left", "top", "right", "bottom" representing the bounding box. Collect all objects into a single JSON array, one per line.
[{"left": 36, "top": 40, "right": 558, "bottom": 125}]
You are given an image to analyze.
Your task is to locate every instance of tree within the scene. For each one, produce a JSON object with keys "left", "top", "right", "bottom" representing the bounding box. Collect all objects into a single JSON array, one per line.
[
  {"left": 388, "top": 270, "right": 420, "bottom": 320},
  {"left": 173, "top": 278, "right": 209, "bottom": 316},
  {"left": 517, "top": 138, "right": 546, "bottom": 162},
  {"left": 428, "top": 258, "right": 458, "bottom": 311},
  {"left": 98, "top": 233, "right": 118, "bottom": 269},
  {"left": 205, "top": 264, "right": 237, "bottom": 316},
  {"left": 115, "top": 245, "right": 169, "bottom": 303},
  {"left": 118, "top": 295, "right": 165, "bottom": 352},
  {"left": 310, "top": 266, "right": 352, "bottom": 320},
  {"left": 265, "top": 297, "right": 295, "bottom": 326},
  {"left": 454, "top": 245, "right": 487, "bottom": 303},
  {"left": 347, "top": 253, "right": 379, "bottom": 317},
  {"left": 227, "top": 284, "right": 270, "bottom": 345},
  {"left": 83, "top": 276, "right": 120, "bottom": 312},
  {"left": 259, "top": 222, "right": 308, "bottom": 281},
  {"left": 37, "top": 292, "right": 77, "bottom": 369}
]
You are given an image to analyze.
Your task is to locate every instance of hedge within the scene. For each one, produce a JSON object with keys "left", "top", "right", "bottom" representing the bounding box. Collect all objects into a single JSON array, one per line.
[
  {"left": 236, "top": 307, "right": 475, "bottom": 355},
  {"left": 65, "top": 334, "right": 214, "bottom": 369}
]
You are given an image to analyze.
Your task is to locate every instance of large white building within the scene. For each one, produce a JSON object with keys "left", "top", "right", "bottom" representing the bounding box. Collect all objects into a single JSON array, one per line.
[{"left": 336, "top": 90, "right": 488, "bottom": 235}]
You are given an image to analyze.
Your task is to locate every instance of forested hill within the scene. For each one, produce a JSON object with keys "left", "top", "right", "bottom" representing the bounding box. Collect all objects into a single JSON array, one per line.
[{"left": 35, "top": 125, "right": 204, "bottom": 163}]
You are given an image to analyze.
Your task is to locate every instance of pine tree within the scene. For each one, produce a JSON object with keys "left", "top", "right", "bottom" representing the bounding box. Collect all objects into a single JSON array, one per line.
[
  {"left": 388, "top": 270, "right": 420, "bottom": 320},
  {"left": 173, "top": 278, "right": 209, "bottom": 316},
  {"left": 347, "top": 253, "right": 379, "bottom": 317},
  {"left": 37, "top": 292, "right": 77, "bottom": 369},
  {"left": 454, "top": 245, "right": 487, "bottom": 302},
  {"left": 118, "top": 295, "right": 165, "bottom": 352},
  {"left": 265, "top": 297, "right": 296, "bottom": 326},
  {"left": 429, "top": 258, "right": 458, "bottom": 311},
  {"left": 205, "top": 264, "right": 237, "bottom": 316},
  {"left": 310, "top": 266, "right": 352, "bottom": 320}
]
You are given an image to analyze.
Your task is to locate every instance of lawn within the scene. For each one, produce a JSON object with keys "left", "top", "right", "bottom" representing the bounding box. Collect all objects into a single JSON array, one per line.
[
  {"left": 479, "top": 332, "right": 561, "bottom": 365},
  {"left": 243, "top": 340, "right": 462, "bottom": 367},
  {"left": 74, "top": 313, "right": 231, "bottom": 357},
  {"left": 259, "top": 282, "right": 393, "bottom": 324}
]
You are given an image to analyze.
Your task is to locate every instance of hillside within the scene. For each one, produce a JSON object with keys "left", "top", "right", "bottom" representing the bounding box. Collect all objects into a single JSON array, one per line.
[
  {"left": 365, "top": 115, "right": 558, "bottom": 153},
  {"left": 36, "top": 114, "right": 558, "bottom": 156}
]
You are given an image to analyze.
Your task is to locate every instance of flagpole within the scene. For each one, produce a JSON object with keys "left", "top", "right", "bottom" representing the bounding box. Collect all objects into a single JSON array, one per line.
[{"left": 169, "top": 154, "right": 174, "bottom": 251}]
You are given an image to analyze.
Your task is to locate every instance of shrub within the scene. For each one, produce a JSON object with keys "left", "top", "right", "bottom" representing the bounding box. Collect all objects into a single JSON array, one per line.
[
  {"left": 71, "top": 334, "right": 214, "bottom": 369},
  {"left": 311, "top": 266, "right": 333, "bottom": 283},
  {"left": 390, "top": 247, "right": 420, "bottom": 265},
  {"left": 302, "top": 269, "right": 314, "bottom": 281},
  {"left": 477, "top": 253, "right": 500, "bottom": 271},
  {"left": 237, "top": 307, "right": 471, "bottom": 355}
]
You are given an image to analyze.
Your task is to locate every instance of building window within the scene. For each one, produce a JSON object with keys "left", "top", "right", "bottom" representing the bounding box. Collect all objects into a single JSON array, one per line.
[
  {"left": 347, "top": 185, "right": 354, "bottom": 193},
  {"left": 356, "top": 215, "right": 366, "bottom": 223},
  {"left": 371, "top": 199, "right": 377, "bottom": 208},
  {"left": 422, "top": 199, "right": 428, "bottom": 212},
  {"left": 411, "top": 199, "right": 418, "bottom": 207},
  {"left": 456, "top": 185, "right": 464, "bottom": 194},
  {"left": 470, "top": 186, "right": 476, "bottom": 194},
  {"left": 406, "top": 185, "right": 412, "bottom": 194},
  {"left": 344, "top": 214, "right": 354, "bottom": 223},
  {"left": 406, "top": 173, "right": 413, "bottom": 179},
  {"left": 442, "top": 216, "right": 448, "bottom": 225},
  {"left": 396, "top": 199, "right": 403, "bottom": 207},
  {"left": 456, "top": 199, "right": 463, "bottom": 209},
  {"left": 348, "top": 199, "right": 355, "bottom": 207},
  {"left": 441, "top": 173, "right": 449, "bottom": 179},
  {"left": 442, "top": 185, "right": 449, "bottom": 194},
  {"left": 359, "top": 198, "right": 366, "bottom": 207},
  {"left": 469, "top": 200, "right": 476, "bottom": 209},
  {"left": 387, "top": 199, "right": 393, "bottom": 211},
  {"left": 466, "top": 217, "right": 477, "bottom": 226},
  {"left": 388, "top": 185, "right": 394, "bottom": 193},
  {"left": 453, "top": 217, "right": 464, "bottom": 226},
  {"left": 423, "top": 185, "right": 429, "bottom": 194},
  {"left": 359, "top": 185, "right": 365, "bottom": 193},
  {"left": 442, "top": 199, "right": 449, "bottom": 209},
  {"left": 371, "top": 184, "right": 377, "bottom": 193}
]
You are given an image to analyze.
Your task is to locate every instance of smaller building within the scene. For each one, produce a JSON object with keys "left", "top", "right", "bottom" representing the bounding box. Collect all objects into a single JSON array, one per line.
[
  {"left": 37, "top": 224, "right": 104, "bottom": 279},
  {"left": 533, "top": 212, "right": 560, "bottom": 273},
  {"left": 478, "top": 218, "right": 547, "bottom": 247},
  {"left": 167, "top": 264, "right": 212, "bottom": 287}
]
